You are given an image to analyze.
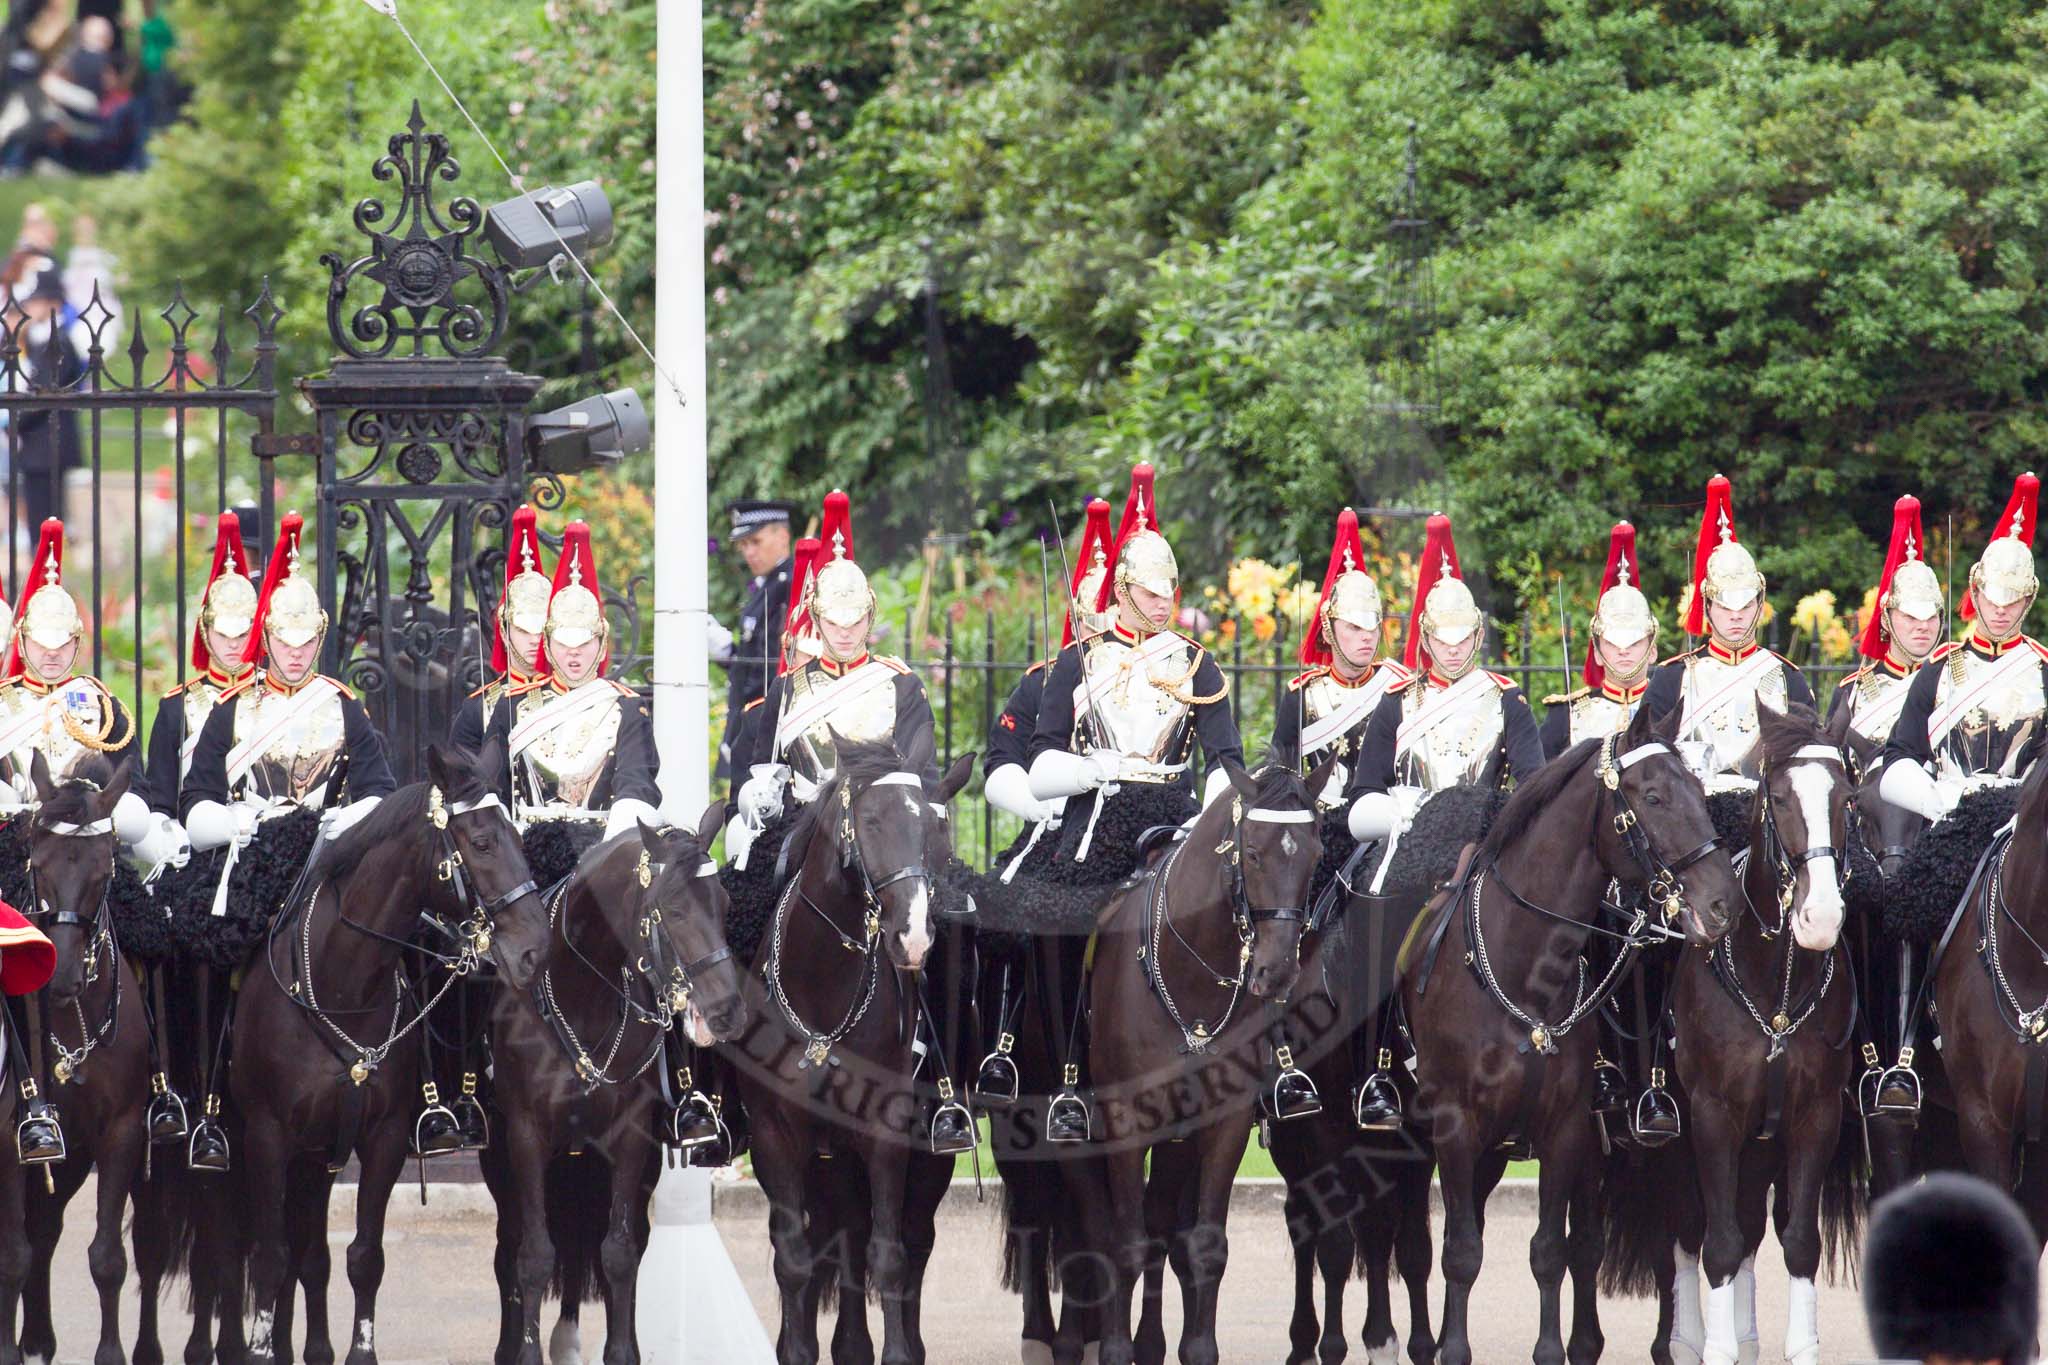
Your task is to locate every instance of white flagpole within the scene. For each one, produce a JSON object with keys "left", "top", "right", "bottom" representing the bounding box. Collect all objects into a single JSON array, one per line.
[{"left": 641, "top": 3, "right": 772, "bottom": 1360}]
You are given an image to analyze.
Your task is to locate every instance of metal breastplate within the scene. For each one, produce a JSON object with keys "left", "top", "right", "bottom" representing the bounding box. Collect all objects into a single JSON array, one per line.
[
  {"left": 1933, "top": 646, "right": 2046, "bottom": 781},
  {"left": 1680, "top": 652, "right": 1787, "bottom": 778},
  {"left": 1077, "top": 633, "right": 1196, "bottom": 765},
  {"left": 233, "top": 681, "right": 346, "bottom": 804},
  {"left": 1298, "top": 672, "right": 1381, "bottom": 759},
  {"left": 780, "top": 660, "right": 899, "bottom": 782},
  {"left": 514, "top": 682, "right": 622, "bottom": 810},
  {"left": 0, "top": 679, "right": 116, "bottom": 793},
  {"left": 1846, "top": 669, "right": 1912, "bottom": 747},
  {"left": 1567, "top": 692, "right": 1637, "bottom": 749},
  {"left": 1396, "top": 677, "right": 1506, "bottom": 790}
]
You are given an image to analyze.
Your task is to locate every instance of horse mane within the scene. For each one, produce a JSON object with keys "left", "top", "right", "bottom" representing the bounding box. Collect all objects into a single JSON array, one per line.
[
  {"left": 1242, "top": 760, "right": 1312, "bottom": 811},
  {"left": 1481, "top": 739, "right": 1598, "bottom": 860},
  {"left": 1757, "top": 702, "right": 1828, "bottom": 766},
  {"left": 37, "top": 752, "right": 128, "bottom": 826},
  {"left": 318, "top": 783, "right": 434, "bottom": 885}
]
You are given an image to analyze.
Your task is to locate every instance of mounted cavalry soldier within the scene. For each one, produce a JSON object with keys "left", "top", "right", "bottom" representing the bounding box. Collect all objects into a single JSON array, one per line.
[
  {"left": 1878, "top": 472, "right": 2048, "bottom": 1121},
  {"left": 1341, "top": 513, "right": 1544, "bottom": 1131},
  {"left": 139, "top": 510, "right": 256, "bottom": 1152},
  {"left": 179, "top": 511, "right": 397, "bottom": 1169},
  {"left": 1645, "top": 474, "right": 1816, "bottom": 787},
  {"left": 1023, "top": 464, "right": 1246, "bottom": 1141},
  {"left": 972, "top": 494, "right": 1110, "bottom": 1108},
  {"left": 1266, "top": 507, "right": 1407, "bottom": 1123},
  {"left": 483, "top": 519, "right": 661, "bottom": 842},
  {"left": 727, "top": 491, "right": 973, "bottom": 1153},
  {"left": 1829, "top": 496, "right": 1946, "bottom": 748},
  {"left": 0, "top": 518, "right": 159, "bottom": 1161},
  {"left": 450, "top": 503, "right": 551, "bottom": 758},
  {"left": 1543, "top": 522, "right": 1673, "bottom": 1137},
  {"left": 1540, "top": 522, "right": 1656, "bottom": 757}
]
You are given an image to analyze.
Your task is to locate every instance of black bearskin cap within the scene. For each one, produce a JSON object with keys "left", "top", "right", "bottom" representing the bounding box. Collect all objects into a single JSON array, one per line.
[{"left": 1864, "top": 1172, "right": 2038, "bottom": 1365}]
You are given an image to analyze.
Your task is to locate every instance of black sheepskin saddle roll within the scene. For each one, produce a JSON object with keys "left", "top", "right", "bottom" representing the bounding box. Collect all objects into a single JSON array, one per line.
[
  {"left": 1889, "top": 785, "right": 2024, "bottom": 947},
  {"left": 0, "top": 817, "right": 168, "bottom": 962},
  {"left": 522, "top": 818, "right": 606, "bottom": 894},
  {"left": 718, "top": 807, "right": 799, "bottom": 972},
  {"left": 159, "top": 807, "right": 321, "bottom": 972},
  {"left": 1364, "top": 784, "right": 1510, "bottom": 907},
  {"left": 1307, "top": 812, "right": 1356, "bottom": 916},
  {"left": 963, "top": 783, "right": 1196, "bottom": 943},
  {"left": 1706, "top": 790, "right": 1752, "bottom": 854}
]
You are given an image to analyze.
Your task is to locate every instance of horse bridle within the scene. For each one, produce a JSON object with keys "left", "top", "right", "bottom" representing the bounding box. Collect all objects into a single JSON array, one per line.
[
  {"left": 1600, "top": 735, "right": 1724, "bottom": 926},
  {"left": 839, "top": 773, "right": 934, "bottom": 932},
  {"left": 26, "top": 803, "right": 120, "bottom": 1083},
  {"left": 1757, "top": 744, "right": 1851, "bottom": 925},
  {"left": 1222, "top": 793, "right": 1317, "bottom": 930},
  {"left": 428, "top": 788, "right": 540, "bottom": 944}
]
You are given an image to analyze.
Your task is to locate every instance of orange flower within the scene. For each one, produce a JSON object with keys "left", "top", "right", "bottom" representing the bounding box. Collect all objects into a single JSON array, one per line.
[{"left": 1251, "top": 614, "right": 1277, "bottom": 643}]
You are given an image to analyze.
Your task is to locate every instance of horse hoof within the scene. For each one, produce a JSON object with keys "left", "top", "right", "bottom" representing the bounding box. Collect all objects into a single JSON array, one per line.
[
  {"left": 1367, "top": 1336, "right": 1400, "bottom": 1365},
  {"left": 548, "top": 1318, "right": 584, "bottom": 1365},
  {"left": 1787, "top": 1348, "right": 1819, "bottom": 1365},
  {"left": 1021, "top": 1342, "right": 1055, "bottom": 1365}
]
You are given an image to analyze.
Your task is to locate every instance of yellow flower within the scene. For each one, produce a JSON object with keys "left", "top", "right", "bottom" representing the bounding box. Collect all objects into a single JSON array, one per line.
[
  {"left": 1792, "top": 590, "right": 1837, "bottom": 636},
  {"left": 1278, "top": 582, "right": 1319, "bottom": 624},
  {"left": 1856, "top": 584, "right": 1879, "bottom": 637},
  {"left": 1820, "top": 621, "right": 1853, "bottom": 661}
]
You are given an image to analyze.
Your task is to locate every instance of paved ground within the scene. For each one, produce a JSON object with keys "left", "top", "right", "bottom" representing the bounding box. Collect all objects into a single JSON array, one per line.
[{"left": 24, "top": 1176, "right": 1896, "bottom": 1364}]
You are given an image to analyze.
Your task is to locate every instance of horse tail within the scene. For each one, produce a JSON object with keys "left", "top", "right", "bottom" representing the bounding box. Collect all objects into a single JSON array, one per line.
[
  {"left": 1600, "top": 1144, "right": 1675, "bottom": 1298},
  {"left": 996, "top": 1155, "right": 1056, "bottom": 1294},
  {"left": 545, "top": 1152, "right": 609, "bottom": 1308},
  {"left": 1819, "top": 1114, "right": 1868, "bottom": 1283}
]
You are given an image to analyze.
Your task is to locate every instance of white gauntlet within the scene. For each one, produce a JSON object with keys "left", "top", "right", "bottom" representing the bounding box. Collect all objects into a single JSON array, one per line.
[
  {"left": 132, "top": 814, "right": 190, "bottom": 870},
  {"left": 112, "top": 790, "right": 153, "bottom": 845},
  {"left": 318, "top": 795, "right": 382, "bottom": 840},
  {"left": 1879, "top": 759, "right": 1958, "bottom": 822},
  {"left": 604, "top": 798, "right": 661, "bottom": 843},
  {"left": 984, "top": 762, "right": 1056, "bottom": 823},
  {"left": 1347, "top": 791, "right": 1400, "bottom": 843},
  {"left": 1028, "top": 749, "right": 1117, "bottom": 801},
  {"left": 736, "top": 764, "right": 790, "bottom": 825},
  {"left": 186, "top": 800, "right": 257, "bottom": 852}
]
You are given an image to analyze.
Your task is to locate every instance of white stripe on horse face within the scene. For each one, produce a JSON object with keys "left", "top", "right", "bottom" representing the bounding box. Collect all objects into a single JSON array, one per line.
[
  {"left": 900, "top": 883, "right": 932, "bottom": 967},
  {"left": 1789, "top": 761, "right": 1844, "bottom": 951}
]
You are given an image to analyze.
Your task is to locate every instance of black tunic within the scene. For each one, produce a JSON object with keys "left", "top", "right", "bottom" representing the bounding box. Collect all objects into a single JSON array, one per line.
[
  {"left": 729, "top": 663, "right": 940, "bottom": 789},
  {"left": 1880, "top": 641, "right": 2048, "bottom": 777},
  {"left": 178, "top": 680, "right": 397, "bottom": 820},
  {"left": 718, "top": 554, "right": 792, "bottom": 780},
  {"left": 986, "top": 659, "right": 1053, "bottom": 778}
]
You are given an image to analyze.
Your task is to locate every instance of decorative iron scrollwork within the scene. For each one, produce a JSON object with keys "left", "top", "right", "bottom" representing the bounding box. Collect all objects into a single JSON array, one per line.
[{"left": 320, "top": 101, "right": 511, "bottom": 361}]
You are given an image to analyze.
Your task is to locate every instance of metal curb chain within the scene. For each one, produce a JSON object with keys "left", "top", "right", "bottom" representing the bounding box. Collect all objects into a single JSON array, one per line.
[
  {"left": 765, "top": 868, "right": 879, "bottom": 1069},
  {"left": 1467, "top": 869, "right": 1634, "bottom": 1055},
  {"left": 1147, "top": 839, "right": 1250, "bottom": 1054}
]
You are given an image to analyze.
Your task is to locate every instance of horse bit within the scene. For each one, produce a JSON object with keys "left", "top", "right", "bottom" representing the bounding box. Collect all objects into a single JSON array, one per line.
[{"left": 28, "top": 805, "right": 119, "bottom": 1085}]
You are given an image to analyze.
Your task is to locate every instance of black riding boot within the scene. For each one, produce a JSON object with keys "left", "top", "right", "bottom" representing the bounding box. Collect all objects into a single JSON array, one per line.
[
  {"left": 15, "top": 1081, "right": 60, "bottom": 1165},
  {"left": 972, "top": 961, "right": 1021, "bottom": 1107},
  {"left": 413, "top": 1082, "right": 462, "bottom": 1157},
  {"left": 1266, "top": 1039, "right": 1321, "bottom": 1122},
  {"left": 1041, "top": 933, "right": 1092, "bottom": 1144},
  {"left": 1631, "top": 1066, "right": 1681, "bottom": 1146},
  {"left": 1871, "top": 938, "right": 1924, "bottom": 1117},
  {"left": 1351, "top": 892, "right": 1403, "bottom": 1132},
  {"left": 1592, "top": 1052, "right": 1628, "bottom": 1121},
  {"left": 452, "top": 1072, "right": 490, "bottom": 1151},
  {"left": 187, "top": 1094, "right": 229, "bottom": 1172},
  {"left": 144, "top": 965, "right": 190, "bottom": 1144}
]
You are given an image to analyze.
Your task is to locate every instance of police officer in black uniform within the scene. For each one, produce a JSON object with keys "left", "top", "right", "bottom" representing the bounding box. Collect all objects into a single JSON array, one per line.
[{"left": 712, "top": 499, "right": 797, "bottom": 783}]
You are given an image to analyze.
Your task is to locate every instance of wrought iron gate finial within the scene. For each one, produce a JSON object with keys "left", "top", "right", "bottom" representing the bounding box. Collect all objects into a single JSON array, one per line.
[{"left": 320, "top": 100, "right": 511, "bottom": 362}]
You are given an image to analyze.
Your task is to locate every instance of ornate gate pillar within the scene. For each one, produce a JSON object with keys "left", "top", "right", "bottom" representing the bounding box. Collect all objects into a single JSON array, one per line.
[{"left": 299, "top": 104, "right": 545, "bottom": 781}]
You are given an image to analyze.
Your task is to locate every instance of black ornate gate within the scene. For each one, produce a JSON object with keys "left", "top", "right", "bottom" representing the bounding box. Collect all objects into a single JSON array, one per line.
[{"left": 291, "top": 103, "right": 645, "bottom": 781}]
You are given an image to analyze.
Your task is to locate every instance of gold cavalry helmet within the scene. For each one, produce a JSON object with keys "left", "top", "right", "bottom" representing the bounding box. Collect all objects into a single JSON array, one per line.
[
  {"left": 1686, "top": 475, "right": 1764, "bottom": 635},
  {"left": 193, "top": 510, "right": 256, "bottom": 673},
  {"left": 1970, "top": 472, "right": 2040, "bottom": 618},
  {"left": 1303, "top": 508, "right": 1380, "bottom": 669},
  {"left": 253, "top": 511, "right": 327, "bottom": 651},
  {"left": 16, "top": 518, "right": 80, "bottom": 652},
  {"left": 545, "top": 520, "right": 608, "bottom": 652},
  {"left": 496, "top": 503, "right": 552, "bottom": 673},
  {"left": 804, "top": 489, "right": 875, "bottom": 631}
]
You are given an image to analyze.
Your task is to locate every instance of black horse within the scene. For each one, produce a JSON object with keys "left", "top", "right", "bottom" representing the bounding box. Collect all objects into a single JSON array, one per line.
[
  {"left": 481, "top": 804, "right": 750, "bottom": 1365},
  {"left": 731, "top": 736, "right": 976, "bottom": 1365},
  {"left": 1406, "top": 702, "right": 1741, "bottom": 1365},
  {"left": 231, "top": 740, "right": 550, "bottom": 1365},
  {"left": 11, "top": 753, "right": 157, "bottom": 1365}
]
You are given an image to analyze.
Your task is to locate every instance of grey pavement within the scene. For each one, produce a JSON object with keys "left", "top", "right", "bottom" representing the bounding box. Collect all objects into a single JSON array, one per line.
[{"left": 31, "top": 1176, "right": 1890, "bottom": 1363}]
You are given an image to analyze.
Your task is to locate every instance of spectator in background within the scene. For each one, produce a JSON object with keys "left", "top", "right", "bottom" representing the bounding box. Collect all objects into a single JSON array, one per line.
[
  {"left": 1864, "top": 1171, "right": 2039, "bottom": 1365},
  {"left": 60, "top": 211, "right": 115, "bottom": 344},
  {"left": 0, "top": 14, "right": 140, "bottom": 175},
  {"left": 9, "top": 262, "right": 81, "bottom": 530}
]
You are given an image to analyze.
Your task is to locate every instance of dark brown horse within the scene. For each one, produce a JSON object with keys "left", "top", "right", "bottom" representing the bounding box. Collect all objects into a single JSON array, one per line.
[
  {"left": 1270, "top": 925, "right": 1436, "bottom": 1365},
  {"left": 1614, "top": 704, "right": 1861, "bottom": 1365},
  {"left": 731, "top": 737, "right": 976, "bottom": 1365},
  {"left": 1929, "top": 732, "right": 2048, "bottom": 1246},
  {"left": 482, "top": 803, "right": 750, "bottom": 1365},
  {"left": 12, "top": 753, "right": 156, "bottom": 1365},
  {"left": 1077, "top": 760, "right": 1326, "bottom": 1365},
  {"left": 1407, "top": 703, "right": 1740, "bottom": 1365},
  {"left": 232, "top": 740, "right": 550, "bottom": 1365}
]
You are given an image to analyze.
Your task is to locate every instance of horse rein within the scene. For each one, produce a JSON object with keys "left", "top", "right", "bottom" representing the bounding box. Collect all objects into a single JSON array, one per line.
[
  {"left": 1714, "top": 743, "right": 1849, "bottom": 1060},
  {"left": 1462, "top": 737, "right": 1719, "bottom": 1057},
  {"left": 537, "top": 844, "right": 726, "bottom": 1091},
  {"left": 25, "top": 806, "right": 119, "bottom": 1085},
  {"left": 1144, "top": 785, "right": 1316, "bottom": 1055},
  {"left": 272, "top": 785, "right": 509, "bottom": 1087},
  {"left": 765, "top": 769, "right": 932, "bottom": 1071}
]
